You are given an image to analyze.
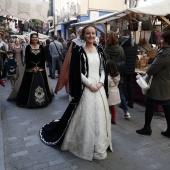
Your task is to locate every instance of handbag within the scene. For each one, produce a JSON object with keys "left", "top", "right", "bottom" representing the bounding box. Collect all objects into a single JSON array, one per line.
[
  {"left": 136, "top": 73, "right": 153, "bottom": 95},
  {"left": 53, "top": 42, "right": 64, "bottom": 60}
]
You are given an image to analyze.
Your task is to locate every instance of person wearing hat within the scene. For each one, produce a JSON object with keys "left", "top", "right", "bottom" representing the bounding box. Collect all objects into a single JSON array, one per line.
[{"left": 5, "top": 50, "right": 17, "bottom": 89}]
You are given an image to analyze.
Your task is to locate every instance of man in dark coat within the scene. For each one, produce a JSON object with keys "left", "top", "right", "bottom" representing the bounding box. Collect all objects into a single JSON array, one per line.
[
  {"left": 122, "top": 43, "right": 138, "bottom": 108},
  {"left": 44, "top": 39, "right": 52, "bottom": 77}
]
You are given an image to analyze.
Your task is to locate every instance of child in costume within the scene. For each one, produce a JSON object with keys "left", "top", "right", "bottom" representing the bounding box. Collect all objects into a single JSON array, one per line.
[
  {"left": 5, "top": 50, "right": 17, "bottom": 89},
  {"left": 106, "top": 59, "right": 121, "bottom": 124}
]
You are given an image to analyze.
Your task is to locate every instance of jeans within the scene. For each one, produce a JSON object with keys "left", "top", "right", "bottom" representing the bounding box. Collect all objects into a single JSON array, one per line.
[
  {"left": 47, "top": 60, "right": 52, "bottom": 76},
  {"left": 118, "top": 83, "right": 128, "bottom": 112},
  {"left": 124, "top": 74, "right": 134, "bottom": 105},
  {"left": 52, "top": 57, "right": 62, "bottom": 78}
]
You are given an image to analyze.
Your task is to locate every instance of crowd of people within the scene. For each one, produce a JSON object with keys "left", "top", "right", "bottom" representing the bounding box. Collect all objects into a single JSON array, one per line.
[{"left": 0, "top": 25, "right": 170, "bottom": 161}]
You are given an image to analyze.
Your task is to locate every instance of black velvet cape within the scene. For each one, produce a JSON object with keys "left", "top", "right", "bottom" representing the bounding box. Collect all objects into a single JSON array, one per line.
[{"left": 39, "top": 44, "right": 108, "bottom": 145}]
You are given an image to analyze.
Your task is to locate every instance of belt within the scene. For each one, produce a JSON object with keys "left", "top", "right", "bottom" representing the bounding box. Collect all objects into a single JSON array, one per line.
[{"left": 26, "top": 67, "right": 45, "bottom": 73}]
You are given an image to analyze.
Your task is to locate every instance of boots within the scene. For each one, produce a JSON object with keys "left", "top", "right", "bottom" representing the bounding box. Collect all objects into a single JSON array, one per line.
[{"left": 136, "top": 126, "right": 152, "bottom": 135}]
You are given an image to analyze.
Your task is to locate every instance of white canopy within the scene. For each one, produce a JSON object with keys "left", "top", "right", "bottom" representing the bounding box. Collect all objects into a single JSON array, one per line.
[
  {"left": 0, "top": 0, "right": 49, "bottom": 22},
  {"left": 71, "top": 0, "right": 170, "bottom": 29},
  {"left": 130, "top": 0, "right": 170, "bottom": 16},
  {"left": 10, "top": 31, "right": 50, "bottom": 42},
  {"left": 71, "top": 11, "right": 127, "bottom": 28}
]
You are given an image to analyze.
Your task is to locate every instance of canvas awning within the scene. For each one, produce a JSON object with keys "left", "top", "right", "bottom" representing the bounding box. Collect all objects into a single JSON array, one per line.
[
  {"left": 71, "top": 0, "right": 170, "bottom": 29},
  {"left": 0, "top": 0, "right": 49, "bottom": 22},
  {"left": 70, "top": 10, "right": 127, "bottom": 28},
  {"left": 10, "top": 31, "right": 50, "bottom": 42},
  {"left": 130, "top": 0, "right": 170, "bottom": 16}
]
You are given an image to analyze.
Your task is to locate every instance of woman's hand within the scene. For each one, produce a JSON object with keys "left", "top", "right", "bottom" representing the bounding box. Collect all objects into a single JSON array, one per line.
[
  {"left": 10, "top": 69, "right": 14, "bottom": 73},
  {"left": 89, "top": 84, "right": 99, "bottom": 92},
  {"left": 96, "top": 82, "right": 103, "bottom": 90},
  {"left": 32, "top": 66, "right": 39, "bottom": 73}
]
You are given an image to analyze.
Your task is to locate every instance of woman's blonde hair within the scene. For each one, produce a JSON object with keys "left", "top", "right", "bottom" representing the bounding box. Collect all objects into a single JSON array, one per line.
[{"left": 105, "top": 31, "right": 118, "bottom": 47}]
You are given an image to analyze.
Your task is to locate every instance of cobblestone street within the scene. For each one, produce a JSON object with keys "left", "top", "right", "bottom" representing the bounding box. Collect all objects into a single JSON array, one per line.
[{"left": 0, "top": 78, "right": 170, "bottom": 170}]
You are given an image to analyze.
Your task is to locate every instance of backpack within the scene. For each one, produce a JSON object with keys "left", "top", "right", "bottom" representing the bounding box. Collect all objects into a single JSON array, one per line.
[
  {"left": 128, "top": 22, "right": 138, "bottom": 31},
  {"left": 141, "top": 17, "right": 153, "bottom": 31},
  {"left": 149, "top": 31, "right": 156, "bottom": 44}
]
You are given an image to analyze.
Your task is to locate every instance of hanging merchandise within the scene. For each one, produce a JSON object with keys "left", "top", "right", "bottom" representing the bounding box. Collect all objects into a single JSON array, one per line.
[
  {"left": 110, "top": 20, "right": 118, "bottom": 32},
  {"left": 24, "top": 21, "right": 29, "bottom": 31},
  {"left": 128, "top": 22, "right": 138, "bottom": 31},
  {"left": 119, "top": 19, "right": 128, "bottom": 33},
  {"left": 165, "top": 14, "right": 170, "bottom": 20},
  {"left": 136, "top": 13, "right": 143, "bottom": 21},
  {"left": 128, "top": 14, "right": 138, "bottom": 31},
  {"left": 149, "top": 31, "right": 156, "bottom": 44},
  {"left": 139, "top": 31, "right": 146, "bottom": 45},
  {"left": 141, "top": 15, "right": 153, "bottom": 31}
]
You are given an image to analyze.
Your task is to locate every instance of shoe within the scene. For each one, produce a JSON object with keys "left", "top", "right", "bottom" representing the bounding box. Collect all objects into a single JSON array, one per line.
[
  {"left": 136, "top": 126, "right": 152, "bottom": 135},
  {"left": 161, "top": 131, "right": 170, "bottom": 138},
  {"left": 127, "top": 103, "right": 133, "bottom": 108},
  {"left": 111, "top": 120, "right": 116, "bottom": 124},
  {"left": 0, "top": 79, "right": 5, "bottom": 87},
  {"left": 122, "top": 112, "right": 131, "bottom": 119}
]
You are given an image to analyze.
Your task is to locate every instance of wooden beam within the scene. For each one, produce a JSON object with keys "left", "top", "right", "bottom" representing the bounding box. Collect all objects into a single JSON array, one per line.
[
  {"left": 95, "top": 26, "right": 104, "bottom": 34},
  {"left": 160, "top": 16, "right": 170, "bottom": 25}
]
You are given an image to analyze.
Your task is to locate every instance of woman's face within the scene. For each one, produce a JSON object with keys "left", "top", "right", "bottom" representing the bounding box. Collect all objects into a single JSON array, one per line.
[
  {"left": 83, "top": 26, "right": 96, "bottom": 44},
  {"left": 31, "top": 35, "right": 38, "bottom": 44}
]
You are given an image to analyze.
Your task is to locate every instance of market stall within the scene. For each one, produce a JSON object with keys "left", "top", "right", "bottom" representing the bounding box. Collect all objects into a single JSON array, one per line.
[
  {"left": 71, "top": 0, "right": 170, "bottom": 110},
  {"left": 10, "top": 31, "right": 50, "bottom": 42}
]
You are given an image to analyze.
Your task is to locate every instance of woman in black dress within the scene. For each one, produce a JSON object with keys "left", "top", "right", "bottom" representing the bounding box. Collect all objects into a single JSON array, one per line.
[{"left": 16, "top": 33, "right": 53, "bottom": 108}]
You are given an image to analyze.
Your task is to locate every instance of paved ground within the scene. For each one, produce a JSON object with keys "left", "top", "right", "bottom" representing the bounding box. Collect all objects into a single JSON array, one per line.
[{"left": 0, "top": 78, "right": 170, "bottom": 170}]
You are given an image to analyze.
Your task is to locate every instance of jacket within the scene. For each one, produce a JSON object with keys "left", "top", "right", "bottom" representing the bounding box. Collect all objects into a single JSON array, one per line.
[
  {"left": 49, "top": 40, "right": 63, "bottom": 59},
  {"left": 44, "top": 44, "right": 52, "bottom": 61},
  {"left": 108, "top": 74, "right": 121, "bottom": 106},
  {"left": 122, "top": 44, "right": 138, "bottom": 75},
  {"left": 104, "top": 44, "right": 125, "bottom": 82},
  {"left": 104, "top": 44, "right": 125, "bottom": 61},
  {"left": 146, "top": 46, "right": 170, "bottom": 100}
]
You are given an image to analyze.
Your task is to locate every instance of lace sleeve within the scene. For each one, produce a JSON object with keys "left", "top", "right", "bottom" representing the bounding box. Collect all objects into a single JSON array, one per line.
[{"left": 81, "top": 74, "right": 92, "bottom": 87}]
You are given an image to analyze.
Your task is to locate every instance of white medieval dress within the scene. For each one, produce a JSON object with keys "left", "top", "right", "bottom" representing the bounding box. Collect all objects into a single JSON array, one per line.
[{"left": 61, "top": 53, "right": 113, "bottom": 161}]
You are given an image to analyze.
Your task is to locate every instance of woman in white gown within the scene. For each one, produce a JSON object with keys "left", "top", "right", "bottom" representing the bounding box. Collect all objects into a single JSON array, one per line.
[{"left": 40, "top": 25, "right": 113, "bottom": 161}]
